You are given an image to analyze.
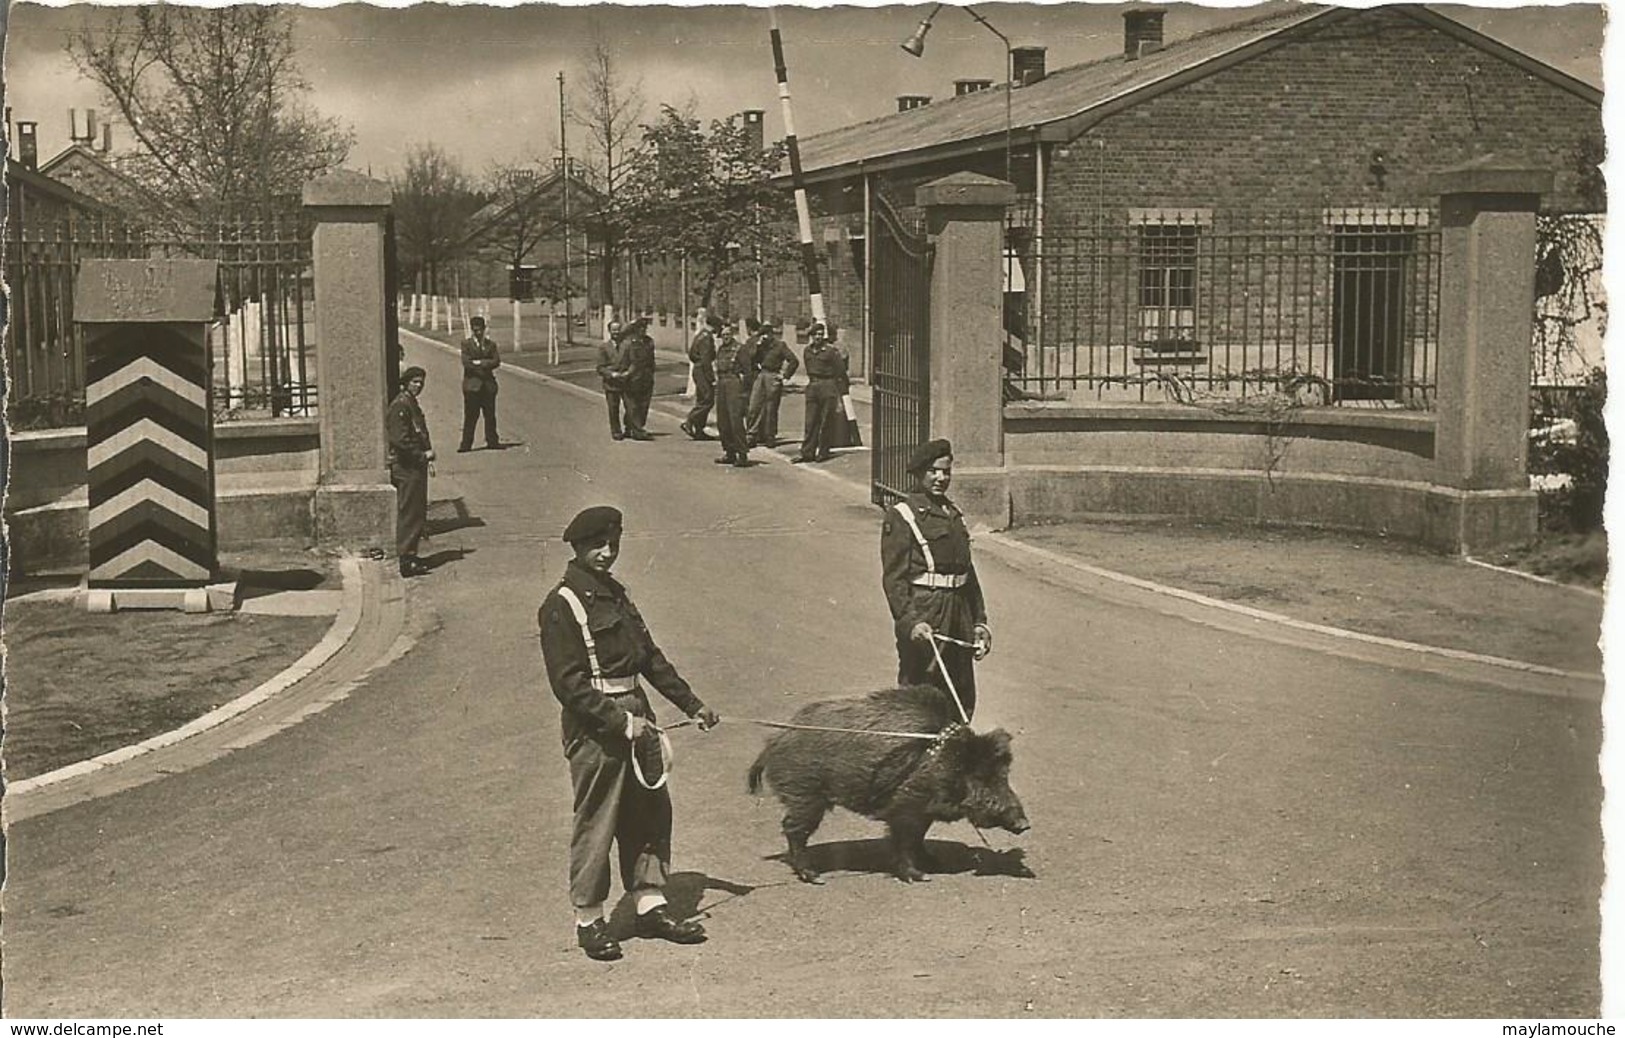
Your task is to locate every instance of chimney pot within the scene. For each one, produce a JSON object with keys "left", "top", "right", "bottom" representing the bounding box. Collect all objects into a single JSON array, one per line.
[
  {"left": 18, "top": 121, "right": 39, "bottom": 171},
  {"left": 1012, "top": 46, "right": 1047, "bottom": 86},
  {"left": 1123, "top": 8, "right": 1167, "bottom": 60}
]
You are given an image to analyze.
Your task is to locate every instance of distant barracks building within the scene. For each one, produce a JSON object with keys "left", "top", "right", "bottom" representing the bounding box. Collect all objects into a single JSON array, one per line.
[{"left": 763, "top": 3, "right": 1602, "bottom": 388}]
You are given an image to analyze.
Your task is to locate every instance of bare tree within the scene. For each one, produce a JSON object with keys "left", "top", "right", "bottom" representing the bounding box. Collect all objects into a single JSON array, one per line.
[
  {"left": 68, "top": 7, "right": 352, "bottom": 225},
  {"left": 392, "top": 143, "right": 482, "bottom": 295},
  {"left": 475, "top": 158, "right": 561, "bottom": 279},
  {"left": 569, "top": 27, "right": 646, "bottom": 310}
]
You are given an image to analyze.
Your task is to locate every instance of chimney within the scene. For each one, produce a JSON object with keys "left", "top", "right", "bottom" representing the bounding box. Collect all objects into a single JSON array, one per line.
[
  {"left": 741, "top": 109, "right": 765, "bottom": 154},
  {"left": 18, "top": 121, "right": 38, "bottom": 170},
  {"left": 954, "top": 78, "right": 994, "bottom": 96},
  {"left": 101, "top": 121, "right": 112, "bottom": 153},
  {"left": 1123, "top": 8, "right": 1166, "bottom": 60},
  {"left": 897, "top": 94, "right": 932, "bottom": 112},
  {"left": 1012, "top": 46, "right": 1047, "bottom": 87}
]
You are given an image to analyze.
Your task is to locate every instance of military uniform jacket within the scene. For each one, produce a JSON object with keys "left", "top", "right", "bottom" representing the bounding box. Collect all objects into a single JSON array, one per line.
[
  {"left": 881, "top": 491, "right": 987, "bottom": 633},
  {"left": 757, "top": 338, "right": 800, "bottom": 378},
  {"left": 385, "top": 390, "right": 432, "bottom": 468},
  {"left": 622, "top": 334, "right": 656, "bottom": 390},
  {"left": 539, "top": 560, "right": 704, "bottom": 751},
  {"left": 460, "top": 333, "right": 501, "bottom": 393},
  {"left": 687, "top": 330, "right": 717, "bottom": 385},
  {"left": 802, "top": 341, "right": 848, "bottom": 382},
  {"left": 713, "top": 332, "right": 752, "bottom": 380}
]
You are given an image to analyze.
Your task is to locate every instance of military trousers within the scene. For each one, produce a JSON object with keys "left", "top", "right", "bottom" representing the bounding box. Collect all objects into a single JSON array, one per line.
[
  {"left": 390, "top": 461, "right": 428, "bottom": 558},
  {"left": 686, "top": 376, "right": 715, "bottom": 432},
  {"left": 566, "top": 731, "right": 674, "bottom": 908},
  {"left": 745, "top": 371, "right": 785, "bottom": 445},
  {"left": 895, "top": 585, "right": 978, "bottom": 720},
  {"left": 715, "top": 374, "right": 750, "bottom": 456}
]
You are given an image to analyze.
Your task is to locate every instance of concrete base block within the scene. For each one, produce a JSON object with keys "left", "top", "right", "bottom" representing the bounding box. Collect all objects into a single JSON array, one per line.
[
  {"left": 314, "top": 483, "right": 397, "bottom": 555},
  {"left": 206, "top": 581, "right": 241, "bottom": 612},
  {"left": 82, "top": 587, "right": 213, "bottom": 613},
  {"left": 950, "top": 468, "right": 1012, "bottom": 532},
  {"left": 1007, "top": 466, "right": 1537, "bottom": 554}
]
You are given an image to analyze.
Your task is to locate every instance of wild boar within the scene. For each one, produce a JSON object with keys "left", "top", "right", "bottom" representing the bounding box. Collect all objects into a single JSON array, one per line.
[{"left": 746, "top": 685, "right": 1029, "bottom": 883}]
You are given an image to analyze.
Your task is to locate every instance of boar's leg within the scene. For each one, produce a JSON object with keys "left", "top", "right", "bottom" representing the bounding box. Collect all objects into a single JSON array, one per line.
[
  {"left": 780, "top": 797, "right": 827, "bottom": 885},
  {"left": 886, "top": 818, "right": 933, "bottom": 883}
]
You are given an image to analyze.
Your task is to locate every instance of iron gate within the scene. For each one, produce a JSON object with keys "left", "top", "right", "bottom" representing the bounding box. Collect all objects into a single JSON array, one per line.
[{"left": 869, "top": 194, "right": 933, "bottom": 505}]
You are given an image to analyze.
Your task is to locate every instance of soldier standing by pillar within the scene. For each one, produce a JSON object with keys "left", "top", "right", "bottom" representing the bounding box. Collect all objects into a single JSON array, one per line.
[{"left": 386, "top": 366, "right": 435, "bottom": 577}]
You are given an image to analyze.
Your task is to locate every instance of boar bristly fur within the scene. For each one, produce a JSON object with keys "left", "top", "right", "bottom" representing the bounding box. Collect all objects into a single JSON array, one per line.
[{"left": 747, "top": 685, "right": 1030, "bottom": 884}]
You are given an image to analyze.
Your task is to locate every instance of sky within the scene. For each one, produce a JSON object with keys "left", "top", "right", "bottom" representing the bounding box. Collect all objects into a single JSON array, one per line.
[{"left": 2, "top": 0, "right": 1609, "bottom": 181}]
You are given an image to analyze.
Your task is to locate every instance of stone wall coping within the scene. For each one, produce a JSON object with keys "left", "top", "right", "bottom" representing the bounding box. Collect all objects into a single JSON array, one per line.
[
  {"left": 11, "top": 418, "right": 319, "bottom": 453},
  {"left": 916, "top": 172, "right": 1017, "bottom": 209},
  {"left": 302, "top": 170, "right": 392, "bottom": 208},
  {"left": 1430, "top": 164, "right": 1553, "bottom": 199},
  {"left": 1005, "top": 400, "right": 1435, "bottom": 433}
]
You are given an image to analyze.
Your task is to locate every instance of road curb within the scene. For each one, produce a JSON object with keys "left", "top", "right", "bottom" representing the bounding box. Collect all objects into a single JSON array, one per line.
[
  {"left": 401, "top": 325, "right": 1597, "bottom": 686},
  {"left": 983, "top": 532, "right": 1603, "bottom": 687},
  {"left": 6, "top": 556, "right": 370, "bottom": 797}
]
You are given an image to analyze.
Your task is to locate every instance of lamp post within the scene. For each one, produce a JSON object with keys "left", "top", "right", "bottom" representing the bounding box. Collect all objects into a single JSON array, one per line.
[{"left": 901, "top": 2, "right": 1012, "bottom": 184}]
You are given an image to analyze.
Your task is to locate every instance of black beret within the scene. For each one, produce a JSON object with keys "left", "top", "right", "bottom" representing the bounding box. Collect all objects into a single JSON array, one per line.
[
  {"left": 745, "top": 317, "right": 762, "bottom": 332},
  {"left": 400, "top": 366, "right": 427, "bottom": 383},
  {"left": 808, "top": 321, "right": 827, "bottom": 338},
  {"left": 562, "top": 505, "right": 623, "bottom": 545},
  {"left": 705, "top": 312, "right": 723, "bottom": 331},
  {"left": 470, "top": 315, "right": 486, "bottom": 326},
  {"left": 907, "top": 438, "right": 953, "bottom": 474}
]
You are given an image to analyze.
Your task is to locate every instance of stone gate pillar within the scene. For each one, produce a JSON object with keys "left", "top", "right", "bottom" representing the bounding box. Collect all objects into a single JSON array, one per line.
[
  {"left": 304, "top": 170, "right": 396, "bottom": 550},
  {"left": 918, "top": 172, "right": 1015, "bottom": 530},
  {"left": 1430, "top": 161, "right": 1550, "bottom": 551}
]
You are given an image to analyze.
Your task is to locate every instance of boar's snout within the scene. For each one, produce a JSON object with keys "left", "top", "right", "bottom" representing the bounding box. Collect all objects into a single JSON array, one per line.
[{"left": 1006, "top": 811, "right": 1031, "bottom": 835}]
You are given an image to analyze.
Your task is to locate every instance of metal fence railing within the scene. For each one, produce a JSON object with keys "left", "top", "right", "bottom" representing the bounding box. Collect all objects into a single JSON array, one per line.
[
  {"left": 1005, "top": 207, "right": 1443, "bottom": 409},
  {"left": 5, "top": 213, "right": 316, "bottom": 430}
]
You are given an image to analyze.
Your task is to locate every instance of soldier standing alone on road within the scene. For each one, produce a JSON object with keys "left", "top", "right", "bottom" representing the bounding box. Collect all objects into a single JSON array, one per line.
[
  {"left": 458, "top": 315, "right": 501, "bottom": 452},
  {"left": 539, "top": 505, "right": 722, "bottom": 961},
  {"left": 880, "top": 439, "right": 992, "bottom": 718},
  {"left": 681, "top": 312, "right": 720, "bottom": 441},
  {"left": 386, "top": 366, "right": 435, "bottom": 577}
]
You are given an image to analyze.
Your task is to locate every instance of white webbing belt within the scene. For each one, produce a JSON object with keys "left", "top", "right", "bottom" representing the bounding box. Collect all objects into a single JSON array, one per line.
[
  {"left": 556, "top": 586, "right": 640, "bottom": 695},
  {"left": 895, "top": 501, "right": 967, "bottom": 589}
]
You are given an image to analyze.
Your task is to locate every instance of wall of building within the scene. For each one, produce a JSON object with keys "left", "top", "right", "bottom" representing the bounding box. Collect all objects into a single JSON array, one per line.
[{"left": 1043, "top": 7, "right": 1602, "bottom": 219}]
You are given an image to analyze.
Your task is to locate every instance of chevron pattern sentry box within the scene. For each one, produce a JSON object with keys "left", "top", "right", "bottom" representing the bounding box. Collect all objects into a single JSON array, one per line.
[{"left": 77, "top": 259, "right": 222, "bottom": 608}]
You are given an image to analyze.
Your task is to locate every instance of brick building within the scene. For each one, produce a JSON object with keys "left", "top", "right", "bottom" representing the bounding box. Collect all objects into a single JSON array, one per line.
[{"left": 782, "top": 3, "right": 1602, "bottom": 399}]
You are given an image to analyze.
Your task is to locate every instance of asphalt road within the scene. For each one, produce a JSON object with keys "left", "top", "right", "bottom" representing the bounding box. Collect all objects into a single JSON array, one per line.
[{"left": 3, "top": 338, "right": 1602, "bottom": 1017}]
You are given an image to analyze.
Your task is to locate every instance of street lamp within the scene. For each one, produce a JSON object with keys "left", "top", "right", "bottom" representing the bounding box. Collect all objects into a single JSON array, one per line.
[{"left": 901, "top": 2, "right": 1013, "bottom": 184}]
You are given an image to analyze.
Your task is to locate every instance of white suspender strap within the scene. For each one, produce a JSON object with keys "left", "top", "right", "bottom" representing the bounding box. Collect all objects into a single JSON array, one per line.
[
  {"left": 556, "top": 586, "right": 606, "bottom": 689},
  {"left": 893, "top": 500, "right": 937, "bottom": 574}
]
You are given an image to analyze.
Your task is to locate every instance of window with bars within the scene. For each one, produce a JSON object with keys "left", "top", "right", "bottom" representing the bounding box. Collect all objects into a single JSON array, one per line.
[{"left": 1137, "top": 223, "right": 1199, "bottom": 344}]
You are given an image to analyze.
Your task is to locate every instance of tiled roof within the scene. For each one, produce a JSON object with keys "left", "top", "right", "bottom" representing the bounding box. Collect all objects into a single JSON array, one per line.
[{"left": 791, "top": 2, "right": 1599, "bottom": 182}]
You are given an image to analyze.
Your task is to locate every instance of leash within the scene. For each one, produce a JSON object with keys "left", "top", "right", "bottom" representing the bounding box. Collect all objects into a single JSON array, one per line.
[
  {"left": 928, "top": 635, "right": 972, "bottom": 725},
  {"left": 656, "top": 716, "right": 939, "bottom": 742}
]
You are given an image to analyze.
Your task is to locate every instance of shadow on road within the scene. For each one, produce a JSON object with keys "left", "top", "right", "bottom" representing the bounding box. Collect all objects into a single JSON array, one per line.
[
  {"left": 425, "top": 497, "right": 486, "bottom": 537},
  {"left": 764, "top": 837, "right": 1036, "bottom": 883}
]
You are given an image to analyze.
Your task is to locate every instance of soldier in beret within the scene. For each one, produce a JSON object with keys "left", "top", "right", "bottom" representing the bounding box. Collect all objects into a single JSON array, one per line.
[
  {"left": 745, "top": 318, "right": 799, "bottom": 448},
  {"left": 538, "top": 505, "right": 722, "bottom": 961},
  {"left": 386, "top": 366, "right": 434, "bottom": 577},
  {"left": 793, "top": 321, "right": 846, "bottom": 464},
  {"left": 879, "top": 439, "right": 993, "bottom": 718}
]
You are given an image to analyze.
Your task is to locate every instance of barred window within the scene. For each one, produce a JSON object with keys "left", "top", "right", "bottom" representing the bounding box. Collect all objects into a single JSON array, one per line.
[{"left": 1137, "top": 223, "right": 1199, "bottom": 343}]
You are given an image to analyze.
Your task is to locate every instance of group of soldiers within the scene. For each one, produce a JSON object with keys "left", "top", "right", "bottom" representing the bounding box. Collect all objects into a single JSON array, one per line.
[{"left": 595, "top": 310, "right": 852, "bottom": 467}]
